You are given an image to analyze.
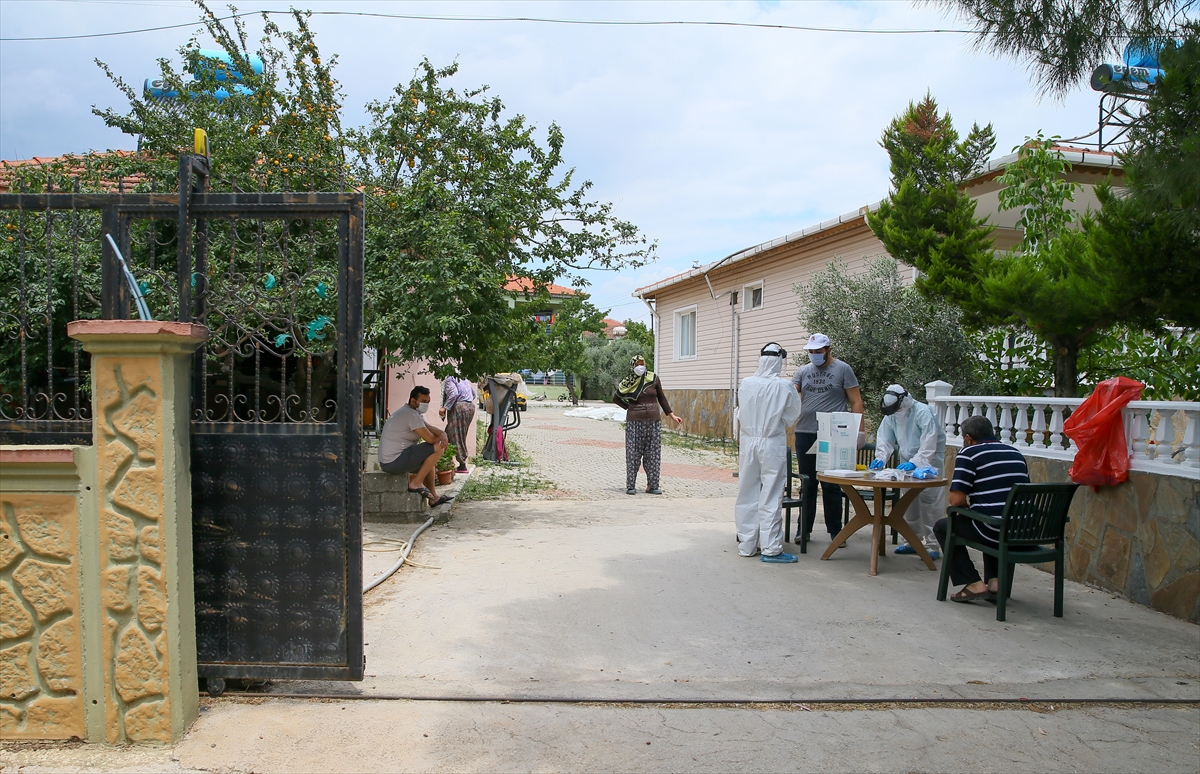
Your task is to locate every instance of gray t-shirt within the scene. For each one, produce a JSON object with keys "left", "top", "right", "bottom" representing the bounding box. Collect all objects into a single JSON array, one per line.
[
  {"left": 378, "top": 404, "right": 427, "bottom": 464},
  {"left": 790, "top": 359, "right": 859, "bottom": 433}
]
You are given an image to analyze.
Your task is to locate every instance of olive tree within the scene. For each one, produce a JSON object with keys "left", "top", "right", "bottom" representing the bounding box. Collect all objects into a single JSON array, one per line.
[{"left": 795, "top": 256, "right": 988, "bottom": 429}]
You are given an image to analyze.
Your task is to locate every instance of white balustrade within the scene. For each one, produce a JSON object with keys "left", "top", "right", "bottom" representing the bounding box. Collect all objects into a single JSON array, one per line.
[
  {"left": 1048, "top": 404, "right": 1066, "bottom": 450},
  {"left": 1183, "top": 410, "right": 1200, "bottom": 470},
  {"left": 1129, "top": 407, "right": 1151, "bottom": 462},
  {"left": 998, "top": 404, "right": 1014, "bottom": 444},
  {"left": 925, "top": 383, "right": 1199, "bottom": 480},
  {"left": 984, "top": 402, "right": 998, "bottom": 430},
  {"left": 1031, "top": 402, "right": 1048, "bottom": 448},
  {"left": 1013, "top": 402, "right": 1030, "bottom": 448},
  {"left": 1151, "top": 408, "right": 1175, "bottom": 463}
]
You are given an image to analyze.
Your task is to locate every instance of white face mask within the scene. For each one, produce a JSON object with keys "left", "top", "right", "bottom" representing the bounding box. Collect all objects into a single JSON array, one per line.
[
  {"left": 808, "top": 351, "right": 827, "bottom": 366},
  {"left": 633, "top": 365, "right": 647, "bottom": 376},
  {"left": 416, "top": 401, "right": 430, "bottom": 414}
]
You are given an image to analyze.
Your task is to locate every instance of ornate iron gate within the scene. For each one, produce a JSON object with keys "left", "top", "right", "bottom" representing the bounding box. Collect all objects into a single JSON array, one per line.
[{"left": 0, "top": 166, "right": 365, "bottom": 682}]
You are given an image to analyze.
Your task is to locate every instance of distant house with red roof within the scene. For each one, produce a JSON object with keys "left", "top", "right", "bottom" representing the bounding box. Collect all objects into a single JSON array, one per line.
[{"left": 0, "top": 150, "right": 149, "bottom": 193}]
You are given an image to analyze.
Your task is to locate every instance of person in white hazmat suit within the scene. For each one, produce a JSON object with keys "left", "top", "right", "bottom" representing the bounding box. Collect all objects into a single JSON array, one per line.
[
  {"left": 871, "top": 384, "right": 946, "bottom": 558},
  {"left": 735, "top": 343, "right": 803, "bottom": 563}
]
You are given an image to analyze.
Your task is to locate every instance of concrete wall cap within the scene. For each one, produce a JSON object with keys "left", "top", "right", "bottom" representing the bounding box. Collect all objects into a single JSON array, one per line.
[
  {"left": 0, "top": 445, "right": 76, "bottom": 464},
  {"left": 67, "top": 320, "right": 208, "bottom": 341}
]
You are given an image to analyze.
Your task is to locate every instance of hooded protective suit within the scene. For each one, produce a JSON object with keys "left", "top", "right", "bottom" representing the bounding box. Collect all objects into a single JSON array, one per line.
[
  {"left": 735, "top": 351, "right": 802, "bottom": 557},
  {"left": 875, "top": 385, "right": 946, "bottom": 549}
]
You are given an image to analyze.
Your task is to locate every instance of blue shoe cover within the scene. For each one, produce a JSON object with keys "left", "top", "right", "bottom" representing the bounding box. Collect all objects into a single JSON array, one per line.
[
  {"left": 761, "top": 552, "right": 798, "bottom": 563},
  {"left": 928, "top": 551, "right": 941, "bottom": 560},
  {"left": 894, "top": 544, "right": 916, "bottom": 555}
]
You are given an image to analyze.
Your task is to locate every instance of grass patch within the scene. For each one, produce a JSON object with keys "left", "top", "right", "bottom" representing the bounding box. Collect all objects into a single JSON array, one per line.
[
  {"left": 461, "top": 421, "right": 552, "bottom": 500},
  {"left": 458, "top": 468, "right": 556, "bottom": 501},
  {"left": 660, "top": 429, "right": 738, "bottom": 456},
  {"left": 471, "top": 419, "right": 534, "bottom": 466}
]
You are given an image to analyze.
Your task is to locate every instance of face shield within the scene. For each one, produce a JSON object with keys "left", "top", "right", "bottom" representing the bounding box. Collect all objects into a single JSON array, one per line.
[
  {"left": 880, "top": 385, "right": 909, "bottom": 417},
  {"left": 753, "top": 342, "right": 787, "bottom": 378}
]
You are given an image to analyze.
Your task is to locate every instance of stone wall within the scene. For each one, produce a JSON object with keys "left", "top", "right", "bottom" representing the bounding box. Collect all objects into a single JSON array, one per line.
[
  {"left": 3, "top": 321, "right": 205, "bottom": 744},
  {"left": 945, "top": 446, "right": 1200, "bottom": 622},
  {"left": 92, "top": 352, "right": 188, "bottom": 742},
  {"left": 0, "top": 447, "right": 93, "bottom": 739},
  {"left": 1028, "top": 458, "right": 1199, "bottom": 622},
  {"left": 362, "top": 471, "right": 432, "bottom": 523},
  {"left": 662, "top": 388, "right": 733, "bottom": 439}
]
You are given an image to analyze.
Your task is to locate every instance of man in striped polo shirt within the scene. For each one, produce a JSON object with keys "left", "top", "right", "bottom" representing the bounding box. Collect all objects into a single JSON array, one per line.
[{"left": 933, "top": 415, "right": 1030, "bottom": 603}]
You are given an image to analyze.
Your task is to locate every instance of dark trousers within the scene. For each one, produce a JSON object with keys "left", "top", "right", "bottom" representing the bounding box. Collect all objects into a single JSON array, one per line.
[
  {"left": 795, "top": 431, "right": 844, "bottom": 537},
  {"left": 933, "top": 514, "right": 999, "bottom": 587}
]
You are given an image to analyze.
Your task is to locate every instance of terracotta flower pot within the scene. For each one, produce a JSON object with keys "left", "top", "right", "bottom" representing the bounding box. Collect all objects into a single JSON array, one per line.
[{"left": 436, "top": 469, "right": 455, "bottom": 485}]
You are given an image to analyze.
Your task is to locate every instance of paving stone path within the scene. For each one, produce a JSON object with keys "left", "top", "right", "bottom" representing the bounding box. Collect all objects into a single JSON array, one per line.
[{"left": 501, "top": 405, "right": 740, "bottom": 500}]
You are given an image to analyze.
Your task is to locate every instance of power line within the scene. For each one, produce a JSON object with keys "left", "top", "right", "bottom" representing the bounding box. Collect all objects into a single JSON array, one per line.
[{"left": 0, "top": 9, "right": 974, "bottom": 42}]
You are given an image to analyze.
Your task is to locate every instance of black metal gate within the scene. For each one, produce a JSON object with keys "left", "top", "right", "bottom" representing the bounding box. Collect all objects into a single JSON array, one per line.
[{"left": 0, "top": 162, "right": 364, "bottom": 682}]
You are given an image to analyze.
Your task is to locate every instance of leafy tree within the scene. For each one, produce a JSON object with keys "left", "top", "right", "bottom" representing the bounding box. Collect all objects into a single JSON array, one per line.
[
  {"left": 1085, "top": 326, "right": 1200, "bottom": 399},
  {"left": 621, "top": 319, "right": 655, "bottom": 364},
  {"left": 350, "top": 60, "right": 655, "bottom": 379},
  {"left": 583, "top": 336, "right": 647, "bottom": 401},
  {"left": 43, "top": 4, "right": 654, "bottom": 383},
  {"left": 866, "top": 95, "right": 998, "bottom": 326},
  {"left": 795, "top": 257, "right": 988, "bottom": 430},
  {"left": 869, "top": 96, "right": 1144, "bottom": 397},
  {"left": 1090, "top": 28, "right": 1200, "bottom": 329},
  {"left": 981, "top": 133, "right": 1137, "bottom": 395},
  {"left": 92, "top": 3, "right": 346, "bottom": 192},
  {"left": 526, "top": 294, "right": 607, "bottom": 405},
  {"left": 938, "top": 0, "right": 1194, "bottom": 96}
]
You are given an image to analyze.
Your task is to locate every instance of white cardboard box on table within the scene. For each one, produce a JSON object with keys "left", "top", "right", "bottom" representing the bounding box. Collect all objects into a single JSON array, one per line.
[{"left": 812, "top": 411, "right": 862, "bottom": 472}]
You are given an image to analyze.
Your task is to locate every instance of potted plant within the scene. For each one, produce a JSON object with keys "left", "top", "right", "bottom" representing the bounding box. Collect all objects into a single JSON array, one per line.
[{"left": 435, "top": 444, "right": 457, "bottom": 485}]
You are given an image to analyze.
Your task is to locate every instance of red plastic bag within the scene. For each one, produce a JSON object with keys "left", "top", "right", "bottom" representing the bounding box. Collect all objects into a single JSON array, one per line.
[{"left": 1063, "top": 376, "right": 1144, "bottom": 489}]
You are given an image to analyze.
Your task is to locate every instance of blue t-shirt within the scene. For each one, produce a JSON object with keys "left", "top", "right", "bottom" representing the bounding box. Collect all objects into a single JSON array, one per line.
[{"left": 951, "top": 440, "right": 1030, "bottom": 540}]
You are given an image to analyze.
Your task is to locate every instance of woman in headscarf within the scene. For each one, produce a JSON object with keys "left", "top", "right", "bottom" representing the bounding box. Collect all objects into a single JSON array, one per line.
[{"left": 613, "top": 355, "right": 683, "bottom": 495}]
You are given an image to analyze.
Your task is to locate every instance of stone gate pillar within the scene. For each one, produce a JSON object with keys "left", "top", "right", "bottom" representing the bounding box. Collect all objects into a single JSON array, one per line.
[{"left": 68, "top": 320, "right": 206, "bottom": 744}]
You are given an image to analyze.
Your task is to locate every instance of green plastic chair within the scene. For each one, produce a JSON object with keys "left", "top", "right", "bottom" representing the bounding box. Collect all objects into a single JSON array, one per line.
[{"left": 936, "top": 482, "right": 1080, "bottom": 621}]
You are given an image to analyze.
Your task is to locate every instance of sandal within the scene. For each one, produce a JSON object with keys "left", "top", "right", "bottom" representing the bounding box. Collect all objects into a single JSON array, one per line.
[
  {"left": 950, "top": 586, "right": 990, "bottom": 603},
  {"left": 407, "top": 486, "right": 431, "bottom": 497},
  {"left": 428, "top": 494, "right": 454, "bottom": 507}
]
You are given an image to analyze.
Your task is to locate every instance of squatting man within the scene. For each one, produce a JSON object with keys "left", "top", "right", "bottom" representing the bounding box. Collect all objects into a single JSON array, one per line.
[{"left": 735, "top": 342, "right": 802, "bottom": 563}]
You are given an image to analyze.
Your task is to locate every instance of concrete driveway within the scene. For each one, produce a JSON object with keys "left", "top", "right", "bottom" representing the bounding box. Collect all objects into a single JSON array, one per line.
[{"left": 5, "top": 408, "right": 1197, "bottom": 773}]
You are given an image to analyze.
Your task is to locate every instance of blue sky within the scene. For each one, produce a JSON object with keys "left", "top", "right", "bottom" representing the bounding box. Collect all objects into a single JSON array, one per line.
[{"left": 1, "top": 1, "right": 1107, "bottom": 323}]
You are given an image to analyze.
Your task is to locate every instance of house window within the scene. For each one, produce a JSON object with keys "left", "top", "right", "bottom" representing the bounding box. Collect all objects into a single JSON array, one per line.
[
  {"left": 743, "top": 282, "right": 764, "bottom": 311},
  {"left": 675, "top": 307, "right": 697, "bottom": 360}
]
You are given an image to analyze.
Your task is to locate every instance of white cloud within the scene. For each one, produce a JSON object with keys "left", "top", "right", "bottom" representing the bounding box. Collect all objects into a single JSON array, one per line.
[{"left": 1, "top": 0, "right": 1109, "bottom": 324}]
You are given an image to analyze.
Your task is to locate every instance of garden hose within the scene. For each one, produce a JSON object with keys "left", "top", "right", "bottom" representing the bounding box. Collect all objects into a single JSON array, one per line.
[{"left": 363, "top": 516, "right": 435, "bottom": 593}]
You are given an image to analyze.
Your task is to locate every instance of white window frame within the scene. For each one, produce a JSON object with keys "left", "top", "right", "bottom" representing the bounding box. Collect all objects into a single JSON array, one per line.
[
  {"left": 743, "top": 280, "right": 764, "bottom": 312},
  {"left": 674, "top": 305, "right": 698, "bottom": 361}
]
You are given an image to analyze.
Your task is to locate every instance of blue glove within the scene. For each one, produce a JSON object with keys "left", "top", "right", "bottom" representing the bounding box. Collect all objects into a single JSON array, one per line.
[
  {"left": 912, "top": 466, "right": 939, "bottom": 480},
  {"left": 896, "top": 461, "right": 917, "bottom": 471},
  {"left": 869, "top": 459, "right": 885, "bottom": 470}
]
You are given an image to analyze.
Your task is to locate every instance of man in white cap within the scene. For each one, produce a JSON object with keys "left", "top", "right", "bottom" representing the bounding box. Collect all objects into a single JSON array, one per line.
[
  {"left": 791, "top": 333, "right": 864, "bottom": 544},
  {"left": 736, "top": 342, "right": 803, "bottom": 562},
  {"left": 870, "top": 384, "right": 945, "bottom": 558}
]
